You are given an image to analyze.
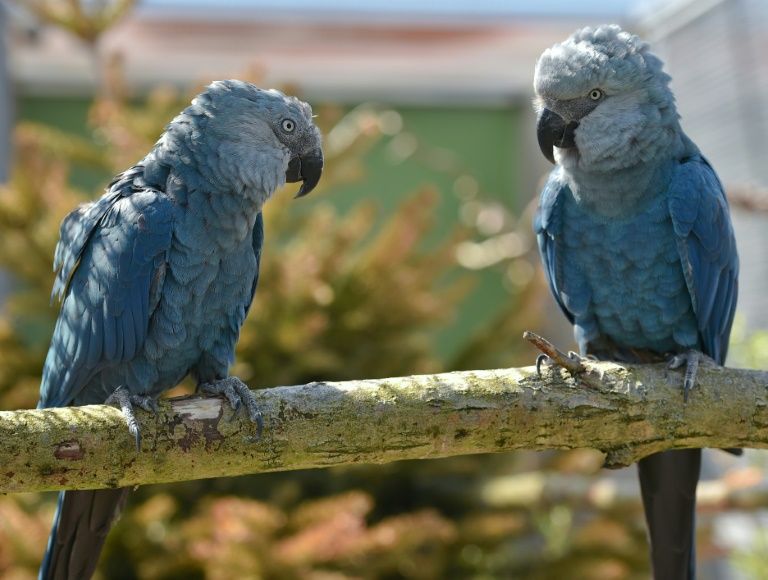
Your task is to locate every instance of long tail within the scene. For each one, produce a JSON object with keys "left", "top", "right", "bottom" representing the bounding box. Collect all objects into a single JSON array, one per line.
[
  {"left": 39, "top": 488, "right": 130, "bottom": 580},
  {"left": 637, "top": 449, "right": 701, "bottom": 580}
]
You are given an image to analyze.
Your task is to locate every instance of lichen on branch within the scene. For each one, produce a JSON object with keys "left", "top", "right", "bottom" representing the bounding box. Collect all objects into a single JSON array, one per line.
[{"left": 0, "top": 359, "right": 766, "bottom": 494}]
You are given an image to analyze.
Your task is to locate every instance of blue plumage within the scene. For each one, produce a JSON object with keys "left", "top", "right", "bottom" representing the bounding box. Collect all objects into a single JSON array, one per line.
[
  {"left": 533, "top": 26, "right": 738, "bottom": 579},
  {"left": 38, "top": 80, "right": 323, "bottom": 579},
  {"left": 535, "top": 155, "right": 737, "bottom": 363}
]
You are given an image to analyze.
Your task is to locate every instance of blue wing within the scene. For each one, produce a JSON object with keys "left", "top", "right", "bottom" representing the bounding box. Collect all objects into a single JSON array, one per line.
[
  {"left": 668, "top": 156, "right": 739, "bottom": 364},
  {"left": 244, "top": 211, "right": 264, "bottom": 319},
  {"left": 534, "top": 170, "right": 574, "bottom": 325},
  {"left": 39, "top": 184, "right": 174, "bottom": 408}
]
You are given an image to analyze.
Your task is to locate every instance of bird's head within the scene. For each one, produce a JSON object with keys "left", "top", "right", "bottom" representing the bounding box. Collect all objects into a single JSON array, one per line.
[
  {"left": 164, "top": 80, "right": 323, "bottom": 201},
  {"left": 534, "top": 25, "right": 679, "bottom": 171}
]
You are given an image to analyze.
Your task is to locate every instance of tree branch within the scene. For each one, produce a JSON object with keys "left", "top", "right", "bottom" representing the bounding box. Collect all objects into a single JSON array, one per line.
[{"left": 1, "top": 359, "right": 766, "bottom": 493}]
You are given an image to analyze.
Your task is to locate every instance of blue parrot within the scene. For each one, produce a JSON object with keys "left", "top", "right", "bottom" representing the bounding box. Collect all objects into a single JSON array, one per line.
[
  {"left": 532, "top": 26, "right": 738, "bottom": 579},
  {"left": 37, "top": 80, "right": 323, "bottom": 579}
]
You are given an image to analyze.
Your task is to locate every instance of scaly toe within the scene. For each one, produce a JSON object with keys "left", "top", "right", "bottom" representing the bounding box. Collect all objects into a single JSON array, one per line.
[
  {"left": 130, "top": 395, "right": 158, "bottom": 414},
  {"left": 202, "top": 380, "right": 240, "bottom": 410},
  {"left": 668, "top": 354, "right": 687, "bottom": 370},
  {"left": 201, "top": 377, "right": 264, "bottom": 437}
]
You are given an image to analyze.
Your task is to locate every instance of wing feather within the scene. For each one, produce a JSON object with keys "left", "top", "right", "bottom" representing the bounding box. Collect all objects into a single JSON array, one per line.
[
  {"left": 39, "top": 185, "right": 174, "bottom": 408},
  {"left": 534, "top": 171, "right": 574, "bottom": 325},
  {"left": 668, "top": 157, "right": 739, "bottom": 364}
]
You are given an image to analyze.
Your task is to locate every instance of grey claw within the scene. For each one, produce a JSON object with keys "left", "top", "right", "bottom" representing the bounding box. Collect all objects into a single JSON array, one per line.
[
  {"left": 667, "top": 350, "right": 701, "bottom": 403},
  {"left": 131, "top": 395, "right": 158, "bottom": 414},
  {"left": 129, "top": 424, "right": 141, "bottom": 452},
  {"left": 536, "top": 354, "right": 551, "bottom": 377},
  {"left": 668, "top": 354, "right": 686, "bottom": 370}
]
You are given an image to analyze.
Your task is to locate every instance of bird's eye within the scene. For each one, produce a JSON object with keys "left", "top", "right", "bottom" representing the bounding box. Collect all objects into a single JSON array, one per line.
[
  {"left": 589, "top": 89, "right": 603, "bottom": 101},
  {"left": 281, "top": 119, "right": 296, "bottom": 133}
]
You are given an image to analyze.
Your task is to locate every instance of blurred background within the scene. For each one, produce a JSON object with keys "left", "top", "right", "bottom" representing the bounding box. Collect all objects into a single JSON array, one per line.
[{"left": 1, "top": 0, "right": 768, "bottom": 578}]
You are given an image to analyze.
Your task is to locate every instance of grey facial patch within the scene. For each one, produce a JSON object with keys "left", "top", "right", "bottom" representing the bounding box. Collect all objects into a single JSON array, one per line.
[{"left": 546, "top": 95, "right": 602, "bottom": 122}]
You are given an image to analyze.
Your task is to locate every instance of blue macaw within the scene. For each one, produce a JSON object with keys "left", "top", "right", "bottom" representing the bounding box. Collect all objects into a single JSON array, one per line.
[
  {"left": 533, "top": 26, "right": 738, "bottom": 579},
  {"left": 37, "top": 80, "right": 323, "bottom": 579}
]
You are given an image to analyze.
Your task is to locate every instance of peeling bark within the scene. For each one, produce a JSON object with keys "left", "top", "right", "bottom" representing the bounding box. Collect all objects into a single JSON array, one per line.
[{"left": 0, "top": 360, "right": 766, "bottom": 493}]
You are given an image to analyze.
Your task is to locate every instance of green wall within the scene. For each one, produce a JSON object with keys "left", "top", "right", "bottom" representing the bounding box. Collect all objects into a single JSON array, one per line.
[{"left": 329, "top": 106, "right": 523, "bottom": 360}]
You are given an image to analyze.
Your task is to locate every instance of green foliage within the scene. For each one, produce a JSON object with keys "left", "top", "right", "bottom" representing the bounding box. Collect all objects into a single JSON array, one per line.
[{"left": 727, "top": 317, "right": 768, "bottom": 370}]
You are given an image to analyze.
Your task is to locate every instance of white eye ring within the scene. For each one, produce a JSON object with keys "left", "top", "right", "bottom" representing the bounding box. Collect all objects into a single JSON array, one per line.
[
  {"left": 281, "top": 119, "right": 296, "bottom": 133},
  {"left": 589, "top": 89, "right": 603, "bottom": 101}
]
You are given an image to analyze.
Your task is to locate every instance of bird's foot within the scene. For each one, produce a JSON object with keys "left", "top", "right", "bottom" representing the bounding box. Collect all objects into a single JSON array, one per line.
[
  {"left": 525, "top": 331, "right": 588, "bottom": 376},
  {"left": 524, "top": 331, "right": 601, "bottom": 388},
  {"left": 105, "top": 386, "right": 158, "bottom": 451},
  {"left": 668, "top": 350, "right": 708, "bottom": 403},
  {"left": 200, "top": 376, "right": 264, "bottom": 437},
  {"left": 535, "top": 351, "right": 592, "bottom": 376}
]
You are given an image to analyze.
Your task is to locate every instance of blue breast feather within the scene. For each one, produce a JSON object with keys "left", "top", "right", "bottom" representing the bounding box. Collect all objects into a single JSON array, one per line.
[{"left": 534, "top": 156, "right": 738, "bottom": 365}]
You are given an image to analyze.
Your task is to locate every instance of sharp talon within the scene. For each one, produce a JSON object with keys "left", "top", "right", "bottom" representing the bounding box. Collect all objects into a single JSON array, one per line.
[
  {"left": 536, "top": 354, "right": 551, "bottom": 377},
  {"left": 668, "top": 350, "right": 701, "bottom": 403},
  {"left": 105, "top": 387, "right": 157, "bottom": 451},
  {"left": 131, "top": 395, "right": 158, "bottom": 414},
  {"left": 254, "top": 414, "right": 264, "bottom": 439},
  {"left": 132, "top": 427, "right": 142, "bottom": 452}
]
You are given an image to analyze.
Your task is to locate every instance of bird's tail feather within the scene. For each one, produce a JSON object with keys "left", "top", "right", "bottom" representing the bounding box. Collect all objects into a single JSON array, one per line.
[
  {"left": 637, "top": 449, "right": 701, "bottom": 580},
  {"left": 39, "top": 488, "right": 130, "bottom": 580}
]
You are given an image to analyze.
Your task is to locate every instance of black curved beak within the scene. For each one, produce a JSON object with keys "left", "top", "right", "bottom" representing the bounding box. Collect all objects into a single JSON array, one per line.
[
  {"left": 536, "top": 108, "right": 578, "bottom": 164},
  {"left": 285, "top": 149, "right": 324, "bottom": 198}
]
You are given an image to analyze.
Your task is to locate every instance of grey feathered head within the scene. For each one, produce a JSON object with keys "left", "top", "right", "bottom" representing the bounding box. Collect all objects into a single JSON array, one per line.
[
  {"left": 534, "top": 25, "right": 681, "bottom": 171},
  {"left": 154, "top": 80, "right": 323, "bottom": 199}
]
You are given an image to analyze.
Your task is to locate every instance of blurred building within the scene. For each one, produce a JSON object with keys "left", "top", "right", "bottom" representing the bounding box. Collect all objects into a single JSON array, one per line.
[{"left": 639, "top": 0, "right": 768, "bottom": 190}]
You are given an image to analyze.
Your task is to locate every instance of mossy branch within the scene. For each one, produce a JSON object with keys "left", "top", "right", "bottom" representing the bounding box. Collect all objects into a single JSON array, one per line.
[{"left": 1, "top": 359, "right": 766, "bottom": 494}]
